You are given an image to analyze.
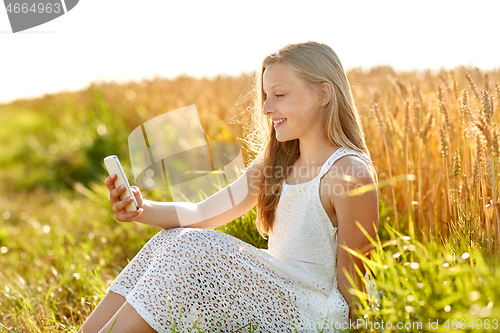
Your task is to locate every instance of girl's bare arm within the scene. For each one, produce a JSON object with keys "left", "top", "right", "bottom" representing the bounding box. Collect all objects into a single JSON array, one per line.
[
  {"left": 105, "top": 159, "right": 263, "bottom": 230},
  {"left": 330, "top": 156, "right": 379, "bottom": 322}
]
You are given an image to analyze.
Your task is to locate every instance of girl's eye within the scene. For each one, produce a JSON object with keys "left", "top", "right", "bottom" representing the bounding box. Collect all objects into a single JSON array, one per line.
[{"left": 263, "top": 94, "right": 283, "bottom": 101}]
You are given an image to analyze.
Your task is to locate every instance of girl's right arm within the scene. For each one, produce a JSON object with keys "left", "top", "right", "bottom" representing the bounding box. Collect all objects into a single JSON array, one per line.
[{"left": 105, "top": 159, "right": 263, "bottom": 230}]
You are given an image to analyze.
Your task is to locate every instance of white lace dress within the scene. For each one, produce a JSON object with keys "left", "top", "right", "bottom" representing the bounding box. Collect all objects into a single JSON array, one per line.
[{"left": 107, "top": 147, "right": 373, "bottom": 332}]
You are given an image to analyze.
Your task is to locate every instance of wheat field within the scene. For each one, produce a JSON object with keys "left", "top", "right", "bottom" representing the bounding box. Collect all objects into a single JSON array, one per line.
[{"left": 1, "top": 67, "right": 500, "bottom": 332}]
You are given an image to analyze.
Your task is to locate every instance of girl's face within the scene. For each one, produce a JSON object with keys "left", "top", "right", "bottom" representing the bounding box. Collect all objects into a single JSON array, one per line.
[{"left": 262, "top": 63, "right": 324, "bottom": 142}]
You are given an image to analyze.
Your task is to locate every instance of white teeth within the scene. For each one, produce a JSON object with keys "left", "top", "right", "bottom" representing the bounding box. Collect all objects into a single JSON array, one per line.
[{"left": 273, "top": 118, "right": 287, "bottom": 125}]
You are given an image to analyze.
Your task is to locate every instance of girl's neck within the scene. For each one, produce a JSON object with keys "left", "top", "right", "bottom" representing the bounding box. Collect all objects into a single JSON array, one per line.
[{"left": 296, "top": 138, "right": 339, "bottom": 167}]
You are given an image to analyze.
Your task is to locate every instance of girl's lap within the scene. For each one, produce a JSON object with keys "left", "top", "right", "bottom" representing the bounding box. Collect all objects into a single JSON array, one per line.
[{"left": 109, "top": 227, "right": 303, "bottom": 331}]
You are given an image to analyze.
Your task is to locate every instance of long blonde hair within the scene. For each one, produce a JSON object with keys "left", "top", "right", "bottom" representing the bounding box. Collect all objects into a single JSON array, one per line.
[{"left": 238, "top": 41, "right": 377, "bottom": 236}]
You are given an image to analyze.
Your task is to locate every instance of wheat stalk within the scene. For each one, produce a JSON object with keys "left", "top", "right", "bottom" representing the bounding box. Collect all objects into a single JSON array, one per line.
[
  {"left": 472, "top": 157, "right": 479, "bottom": 193},
  {"left": 482, "top": 90, "right": 493, "bottom": 125},
  {"left": 452, "top": 71, "right": 460, "bottom": 101},
  {"left": 486, "top": 156, "right": 500, "bottom": 255},
  {"left": 453, "top": 149, "right": 462, "bottom": 179},
  {"left": 486, "top": 157, "right": 495, "bottom": 189},
  {"left": 396, "top": 80, "right": 408, "bottom": 100},
  {"left": 403, "top": 99, "right": 415, "bottom": 230},
  {"left": 476, "top": 131, "right": 488, "bottom": 173},
  {"left": 488, "top": 127, "right": 500, "bottom": 255},
  {"left": 439, "top": 117, "right": 449, "bottom": 158},
  {"left": 495, "top": 82, "right": 500, "bottom": 103},
  {"left": 492, "top": 128, "right": 500, "bottom": 158},
  {"left": 458, "top": 90, "right": 472, "bottom": 199},
  {"left": 476, "top": 118, "right": 493, "bottom": 159},
  {"left": 404, "top": 99, "right": 411, "bottom": 135},
  {"left": 439, "top": 85, "right": 452, "bottom": 143},
  {"left": 372, "top": 102, "right": 399, "bottom": 230},
  {"left": 413, "top": 85, "right": 423, "bottom": 232},
  {"left": 421, "top": 112, "right": 434, "bottom": 140},
  {"left": 372, "top": 102, "right": 384, "bottom": 136},
  {"left": 440, "top": 73, "right": 450, "bottom": 92},
  {"left": 413, "top": 85, "right": 421, "bottom": 135},
  {"left": 439, "top": 116, "right": 452, "bottom": 224},
  {"left": 461, "top": 90, "right": 475, "bottom": 127},
  {"left": 474, "top": 132, "right": 493, "bottom": 255},
  {"left": 466, "top": 72, "right": 481, "bottom": 101},
  {"left": 452, "top": 149, "right": 462, "bottom": 222}
]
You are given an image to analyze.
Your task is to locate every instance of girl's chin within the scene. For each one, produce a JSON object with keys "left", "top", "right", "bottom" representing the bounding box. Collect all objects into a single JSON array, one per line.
[{"left": 275, "top": 135, "right": 293, "bottom": 143}]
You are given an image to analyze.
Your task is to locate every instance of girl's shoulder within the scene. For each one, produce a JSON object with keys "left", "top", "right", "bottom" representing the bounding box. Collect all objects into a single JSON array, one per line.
[{"left": 322, "top": 153, "right": 375, "bottom": 186}]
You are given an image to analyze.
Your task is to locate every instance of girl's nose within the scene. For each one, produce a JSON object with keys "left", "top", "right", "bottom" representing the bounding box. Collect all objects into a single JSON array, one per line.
[{"left": 262, "top": 99, "right": 275, "bottom": 117}]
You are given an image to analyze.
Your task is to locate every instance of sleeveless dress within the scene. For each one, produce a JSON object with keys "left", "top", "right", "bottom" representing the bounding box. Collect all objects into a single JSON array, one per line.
[{"left": 107, "top": 147, "right": 374, "bottom": 332}]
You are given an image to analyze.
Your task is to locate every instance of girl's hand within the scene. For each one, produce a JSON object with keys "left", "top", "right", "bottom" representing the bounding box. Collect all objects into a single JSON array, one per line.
[{"left": 105, "top": 174, "right": 144, "bottom": 222}]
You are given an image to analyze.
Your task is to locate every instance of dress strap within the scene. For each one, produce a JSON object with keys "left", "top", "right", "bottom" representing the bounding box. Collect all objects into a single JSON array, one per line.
[{"left": 317, "top": 147, "right": 372, "bottom": 179}]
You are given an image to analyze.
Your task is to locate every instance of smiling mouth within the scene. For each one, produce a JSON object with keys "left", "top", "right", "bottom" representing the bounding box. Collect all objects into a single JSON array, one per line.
[{"left": 273, "top": 118, "right": 287, "bottom": 126}]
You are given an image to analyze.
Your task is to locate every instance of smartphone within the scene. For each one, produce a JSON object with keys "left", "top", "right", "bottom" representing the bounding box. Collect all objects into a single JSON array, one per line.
[{"left": 104, "top": 155, "right": 139, "bottom": 212}]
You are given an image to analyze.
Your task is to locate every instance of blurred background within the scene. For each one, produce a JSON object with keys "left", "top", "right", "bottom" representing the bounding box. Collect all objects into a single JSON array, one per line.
[
  {"left": 1, "top": 1, "right": 500, "bottom": 331},
  {"left": 1, "top": 0, "right": 499, "bottom": 104}
]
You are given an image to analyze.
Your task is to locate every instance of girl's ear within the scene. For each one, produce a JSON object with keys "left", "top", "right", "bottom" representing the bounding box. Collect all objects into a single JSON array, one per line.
[{"left": 318, "top": 82, "right": 333, "bottom": 107}]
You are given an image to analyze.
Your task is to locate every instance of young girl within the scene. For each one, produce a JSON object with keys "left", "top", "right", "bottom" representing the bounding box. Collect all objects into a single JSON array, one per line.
[{"left": 78, "top": 41, "right": 379, "bottom": 333}]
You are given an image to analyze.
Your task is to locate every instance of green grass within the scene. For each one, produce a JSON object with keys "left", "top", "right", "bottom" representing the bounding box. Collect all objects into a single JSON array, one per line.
[
  {"left": 0, "top": 183, "right": 265, "bottom": 332},
  {"left": 343, "top": 220, "right": 500, "bottom": 332},
  {"left": 4, "top": 185, "right": 500, "bottom": 332}
]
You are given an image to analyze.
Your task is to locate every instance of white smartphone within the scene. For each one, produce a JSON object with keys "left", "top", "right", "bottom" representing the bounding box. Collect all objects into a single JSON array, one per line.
[{"left": 104, "top": 155, "right": 139, "bottom": 212}]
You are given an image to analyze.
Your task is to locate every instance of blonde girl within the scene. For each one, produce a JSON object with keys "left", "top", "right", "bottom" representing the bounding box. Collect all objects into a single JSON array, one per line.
[{"left": 78, "top": 41, "right": 379, "bottom": 333}]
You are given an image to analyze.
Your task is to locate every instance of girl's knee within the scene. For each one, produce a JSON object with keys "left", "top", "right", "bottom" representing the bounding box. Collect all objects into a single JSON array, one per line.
[
  {"left": 173, "top": 227, "right": 218, "bottom": 239},
  {"left": 155, "top": 227, "right": 220, "bottom": 247}
]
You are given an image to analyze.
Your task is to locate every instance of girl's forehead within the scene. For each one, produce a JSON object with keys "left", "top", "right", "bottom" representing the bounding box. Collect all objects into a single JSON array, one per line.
[{"left": 263, "top": 63, "right": 301, "bottom": 89}]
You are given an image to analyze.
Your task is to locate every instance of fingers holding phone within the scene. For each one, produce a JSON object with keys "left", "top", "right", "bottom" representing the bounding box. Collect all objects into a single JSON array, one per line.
[
  {"left": 109, "top": 183, "right": 144, "bottom": 222},
  {"left": 130, "top": 186, "right": 143, "bottom": 207},
  {"left": 105, "top": 173, "right": 117, "bottom": 191},
  {"left": 104, "top": 155, "right": 144, "bottom": 222}
]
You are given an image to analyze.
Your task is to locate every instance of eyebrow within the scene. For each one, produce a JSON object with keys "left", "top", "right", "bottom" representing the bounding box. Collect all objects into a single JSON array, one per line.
[{"left": 263, "top": 84, "right": 286, "bottom": 94}]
